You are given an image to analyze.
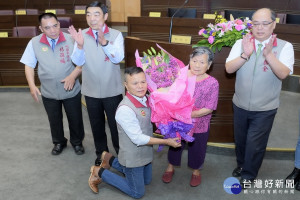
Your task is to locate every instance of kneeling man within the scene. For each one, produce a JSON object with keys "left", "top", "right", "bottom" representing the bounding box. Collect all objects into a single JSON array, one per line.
[{"left": 88, "top": 67, "right": 181, "bottom": 198}]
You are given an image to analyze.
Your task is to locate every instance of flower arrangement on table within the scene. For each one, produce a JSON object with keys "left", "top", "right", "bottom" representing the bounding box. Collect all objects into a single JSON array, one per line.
[
  {"left": 193, "top": 17, "right": 253, "bottom": 52},
  {"left": 135, "top": 44, "right": 197, "bottom": 151}
]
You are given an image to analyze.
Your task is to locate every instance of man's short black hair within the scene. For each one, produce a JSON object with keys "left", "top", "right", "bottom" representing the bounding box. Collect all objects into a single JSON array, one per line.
[
  {"left": 86, "top": 1, "right": 108, "bottom": 14},
  {"left": 124, "top": 67, "right": 144, "bottom": 81},
  {"left": 38, "top": 13, "right": 58, "bottom": 24}
]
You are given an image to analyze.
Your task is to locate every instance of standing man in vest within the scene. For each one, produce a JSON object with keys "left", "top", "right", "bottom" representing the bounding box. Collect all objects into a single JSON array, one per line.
[
  {"left": 88, "top": 67, "right": 181, "bottom": 198},
  {"left": 225, "top": 8, "right": 294, "bottom": 185},
  {"left": 69, "top": 1, "right": 124, "bottom": 166},
  {"left": 21, "top": 13, "right": 85, "bottom": 155}
]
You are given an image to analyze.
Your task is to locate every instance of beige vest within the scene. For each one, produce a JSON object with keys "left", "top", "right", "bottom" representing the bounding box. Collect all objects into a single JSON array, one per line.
[
  {"left": 233, "top": 38, "right": 287, "bottom": 111},
  {"left": 81, "top": 27, "right": 123, "bottom": 98},
  {"left": 117, "top": 94, "right": 153, "bottom": 168}
]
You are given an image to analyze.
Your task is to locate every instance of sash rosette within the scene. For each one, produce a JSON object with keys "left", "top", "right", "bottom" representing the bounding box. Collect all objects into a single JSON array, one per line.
[{"left": 135, "top": 44, "right": 196, "bottom": 151}]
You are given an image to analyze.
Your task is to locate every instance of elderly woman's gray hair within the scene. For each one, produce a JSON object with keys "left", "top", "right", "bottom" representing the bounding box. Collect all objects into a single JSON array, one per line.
[{"left": 190, "top": 47, "right": 214, "bottom": 63}]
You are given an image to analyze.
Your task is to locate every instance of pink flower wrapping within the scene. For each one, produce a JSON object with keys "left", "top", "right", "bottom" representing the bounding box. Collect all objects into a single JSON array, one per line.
[{"left": 135, "top": 44, "right": 196, "bottom": 147}]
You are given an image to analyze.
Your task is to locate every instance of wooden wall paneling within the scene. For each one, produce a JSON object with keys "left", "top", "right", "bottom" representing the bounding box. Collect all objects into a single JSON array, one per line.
[
  {"left": 125, "top": 37, "right": 234, "bottom": 142},
  {"left": 110, "top": 0, "right": 125, "bottom": 23},
  {"left": 124, "top": 0, "right": 141, "bottom": 22}
]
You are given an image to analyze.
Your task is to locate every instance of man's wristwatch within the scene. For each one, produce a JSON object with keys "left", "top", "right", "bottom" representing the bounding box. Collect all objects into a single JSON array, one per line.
[
  {"left": 240, "top": 53, "right": 249, "bottom": 61},
  {"left": 101, "top": 40, "right": 109, "bottom": 47}
]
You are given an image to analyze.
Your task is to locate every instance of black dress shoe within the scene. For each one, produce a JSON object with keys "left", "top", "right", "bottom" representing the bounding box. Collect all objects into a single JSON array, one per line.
[
  {"left": 74, "top": 145, "right": 85, "bottom": 155},
  {"left": 285, "top": 167, "right": 300, "bottom": 184},
  {"left": 295, "top": 181, "right": 300, "bottom": 191},
  {"left": 51, "top": 143, "right": 67, "bottom": 155},
  {"left": 232, "top": 167, "right": 242, "bottom": 177},
  {"left": 95, "top": 157, "right": 101, "bottom": 166}
]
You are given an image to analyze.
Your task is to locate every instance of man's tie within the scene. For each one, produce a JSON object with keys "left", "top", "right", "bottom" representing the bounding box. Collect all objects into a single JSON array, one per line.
[
  {"left": 256, "top": 43, "right": 263, "bottom": 57},
  {"left": 254, "top": 43, "right": 263, "bottom": 74},
  {"left": 95, "top": 32, "right": 99, "bottom": 46},
  {"left": 51, "top": 39, "right": 56, "bottom": 51}
]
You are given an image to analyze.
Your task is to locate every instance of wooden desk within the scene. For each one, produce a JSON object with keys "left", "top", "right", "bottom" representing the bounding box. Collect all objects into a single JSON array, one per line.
[
  {"left": 141, "top": 0, "right": 210, "bottom": 17},
  {"left": 0, "top": 14, "right": 89, "bottom": 35},
  {"left": 141, "top": 0, "right": 300, "bottom": 17},
  {"left": 0, "top": 38, "right": 40, "bottom": 85},
  {"left": 128, "top": 16, "right": 214, "bottom": 44},
  {"left": 275, "top": 23, "right": 300, "bottom": 75},
  {"left": 0, "top": 0, "right": 93, "bottom": 14},
  {"left": 125, "top": 36, "right": 234, "bottom": 143},
  {"left": 210, "top": 0, "right": 300, "bottom": 15}
]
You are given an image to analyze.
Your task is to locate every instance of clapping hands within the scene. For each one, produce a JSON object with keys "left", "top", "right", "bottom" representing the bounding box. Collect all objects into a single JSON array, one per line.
[
  {"left": 242, "top": 33, "right": 254, "bottom": 58},
  {"left": 68, "top": 25, "right": 84, "bottom": 49}
]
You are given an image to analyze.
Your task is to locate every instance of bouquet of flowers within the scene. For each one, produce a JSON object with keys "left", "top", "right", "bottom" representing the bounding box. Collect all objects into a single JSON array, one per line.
[
  {"left": 135, "top": 44, "right": 196, "bottom": 151},
  {"left": 193, "top": 17, "right": 252, "bottom": 52},
  {"left": 139, "top": 46, "right": 180, "bottom": 89}
]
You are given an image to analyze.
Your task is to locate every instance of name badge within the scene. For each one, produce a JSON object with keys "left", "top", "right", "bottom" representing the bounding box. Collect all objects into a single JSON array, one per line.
[
  {"left": 75, "top": 10, "right": 86, "bottom": 14},
  {"left": 45, "top": 9, "right": 56, "bottom": 14},
  {"left": 149, "top": 12, "right": 161, "bottom": 17},
  {"left": 16, "top": 10, "right": 27, "bottom": 15},
  {"left": 171, "top": 35, "right": 191, "bottom": 44}
]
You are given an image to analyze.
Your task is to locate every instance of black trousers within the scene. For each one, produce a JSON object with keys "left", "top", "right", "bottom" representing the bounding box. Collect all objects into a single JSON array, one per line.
[
  {"left": 42, "top": 92, "right": 85, "bottom": 146},
  {"left": 233, "top": 103, "right": 277, "bottom": 180},
  {"left": 85, "top": 94, "right": 123, "bottom": 157}
]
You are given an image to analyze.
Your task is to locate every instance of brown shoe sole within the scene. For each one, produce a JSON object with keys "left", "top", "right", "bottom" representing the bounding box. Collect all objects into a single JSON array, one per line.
[{"left": 88, "top": 166, "right": 99, "bottom": 194}]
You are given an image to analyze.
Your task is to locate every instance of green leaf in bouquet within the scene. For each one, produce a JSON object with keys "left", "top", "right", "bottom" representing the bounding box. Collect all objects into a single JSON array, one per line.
[
  {"left": 217, "top": 43, "right": 223, "bottom": 51},
  {"left": 193, "top": 43, "right": 210, "bottom": 49},
  {"left": 147, "top": 57, "right": 151, "bottom": 65},
  {"left": 154, "top": 58, "right": 158, "bottom": 66},
  {"left": 196, "top": 39, "right": 209, "bottom": 45},
  {"left": 211, "top": 45, "right": 217, "bottom": 53},
  {"left": 202, "top": 33, "right": 209, "bottom": 38},
  {"left": 195, "top": 18, "right": 252, "bottom": 51},
  {"left": 151, "top": 47, "right": 157, "bottom": 55},
  {"left": 143, "top": 51, "right": 147, "bottom": 57},
  {"left": 147, "top": 49, "right": 153, "bottom": 56},
  {"left": 163, "top": 53, "right": 170, "bottom": 64}
]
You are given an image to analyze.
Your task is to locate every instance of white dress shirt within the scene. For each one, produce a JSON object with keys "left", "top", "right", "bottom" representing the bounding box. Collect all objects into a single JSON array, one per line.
[
  {"left": 115, "top": 94, "right": 151, "bottom": 146},
  {"left": 226, "top": 36, "right": 294, "bottom": 74},
  {"left": 20, "top": 37, "right": 58, "bottom": 68},
  {"left": 71, "top": 25, "right": 124, "bottom": 66}
]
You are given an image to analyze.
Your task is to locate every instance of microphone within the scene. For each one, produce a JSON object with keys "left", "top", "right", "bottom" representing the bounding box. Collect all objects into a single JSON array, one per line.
[
  {"left": 168, "top": 0, "right": 189, "bottom": 43},
  {"left": 24, "top": 0, "right": 28, "bottom": 10},
  {"left": 15, "top": 13, "right": 19, "bottom": 37},
  {"left": 73, "top": 0, "right": 76, "bottom": 11}
]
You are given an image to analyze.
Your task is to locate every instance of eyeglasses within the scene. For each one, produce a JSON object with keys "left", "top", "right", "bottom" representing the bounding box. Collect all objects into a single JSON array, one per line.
[{"left": 252, "top": 21, "right": 274, "bottom": 28}]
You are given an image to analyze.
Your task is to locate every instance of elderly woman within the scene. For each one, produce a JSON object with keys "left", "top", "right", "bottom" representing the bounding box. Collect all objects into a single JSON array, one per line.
[{"left": 162, "top": 46, "right": 219, "bottom": 187}]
